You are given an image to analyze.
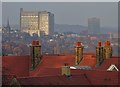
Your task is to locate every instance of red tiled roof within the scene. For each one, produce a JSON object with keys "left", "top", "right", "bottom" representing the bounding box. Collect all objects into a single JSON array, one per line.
[
  {"left": 17, "top": 74, "right": 90, "bottom": 85},
  {"left": 80, "top": 56, "right": 96, "bottom": 66},
  {"left": 84, "top": 70, "right": 119, "bottom": 85},
  {"left": 40, "top": 54, "right": 75, "bottom": 68},
  {"left": 39, "top": 54, "right": 96, "bottom": 68},
  {"left": 30, "top": 54, "right": 75, "bottom": 76},
  {"left": 2, "top": 56, "right": 30, "bottom": 77},
  {"left": 72, "top": 70, "right": 119, "bottom": 85},
  {"left": 17, "top": 69, "right": 119, "bottom": 85},
  {"left": 96, "top": 57, "right": 119, "bottom": 70},
  {"left": 2, "top": 54, "right": 119, "bottom": 85},
  {"left": 30, "top": 68, "right": 61, "bottom": 77},
  {"left": 2, "top": 74, "right": 15, "bottom": 85},
  {"left": 30, "top": 54, "right": 96, "bottom": 76},
  {"left": 2, "top": 54, "right": 97, "bottom": 77},
  {"left": 3, "top": 53, "right": 118, "bottom": 77}
]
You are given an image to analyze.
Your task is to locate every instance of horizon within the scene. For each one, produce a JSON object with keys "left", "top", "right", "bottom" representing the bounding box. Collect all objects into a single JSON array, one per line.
[{"left": 2, "top": 2, "right": 118, "bottom": 29}]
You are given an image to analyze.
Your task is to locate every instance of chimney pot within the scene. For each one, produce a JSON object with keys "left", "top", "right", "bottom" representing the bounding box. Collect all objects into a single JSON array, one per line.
[
  {"left": 98, "top": 41, "right": 101, "bottom": 47},
  {"left": 32, "top": 40, "right": 40, "bottom": 45},
  {"left": 32, "top": 40, "right": 36, "bottom": 45},
  {"left": 76, "top": 42, "right": 81, "bottom": 46},
  {"left": 104, "top": 41, "right": 107, "bottom": 46},
  {"left": 106, "top": 40, "right": 110, "bottom": 46},
  {"left": 36, "top": 40, "right": 40, "bottom": 45}
]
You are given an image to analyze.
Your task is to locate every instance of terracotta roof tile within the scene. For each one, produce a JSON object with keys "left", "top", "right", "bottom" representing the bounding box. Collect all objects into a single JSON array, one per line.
[
  {"left": 2, "top": 56, "right": 30, "bottom": 77},
  {"left": 17, "top": 74, "right": 90, "bottom": 85},
  {"left": 17, "top": 70, "right": 119, "bottom": 85},
  {"left": 96, "top": 57, "right": 119, "bottom": 70},
  {"left": 30, "top": 54, "right": 96, "bottom": 76},
  {"left": 80, "top": 56, "right": 96, "bottom": 66},
  {"left": 2, "top": 74, "right": 15, "bottom": 85},
  {"left": 30, "top": 68, "right": 61, "bottom": 76},
  {"left": 2, "top": 54, "right": 119, "bottom": 85},
  {"left": 40, "top": 54, "right": 75, "bottom": 68}
]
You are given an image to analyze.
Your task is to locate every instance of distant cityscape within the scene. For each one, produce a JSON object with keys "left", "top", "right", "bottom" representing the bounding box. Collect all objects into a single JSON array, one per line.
[
  {"left": 1, "top": 2, "right": 120, "bottom": 86},
  {"left": 1, "top": 8, "right": 119, "bottom": 56}
]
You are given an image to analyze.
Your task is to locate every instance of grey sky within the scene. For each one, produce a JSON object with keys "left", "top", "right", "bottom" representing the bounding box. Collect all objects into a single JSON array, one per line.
[
  {"left": 2, "top": 2, "right": 118, "bottom": 28},
  {"left": 0, "top": 2, "right": 2, "bottom": 26},
  {"left": 1, "top": 0, "right": 119, "bottom": 2}
]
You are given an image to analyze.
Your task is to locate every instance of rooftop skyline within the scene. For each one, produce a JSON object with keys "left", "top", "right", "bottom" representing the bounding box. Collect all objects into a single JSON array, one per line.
[{"left": 2, "top": 2, "right": 118, "bottom": 28}]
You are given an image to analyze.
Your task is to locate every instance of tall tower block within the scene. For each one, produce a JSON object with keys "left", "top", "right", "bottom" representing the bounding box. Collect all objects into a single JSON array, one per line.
[
  {"left": 96, "top": 41, "right": 104, "bottom": 66},
  {"left": 20, "top": 8, "right": 54, "bottom": 36},
  {"left": 75, "top": 42, "right": 84, "bottom": 65},
  {"left": 88, "top": 17, "right": 100, "bottom": 34},
  {"left": 30, "top": 40, "right": 41, "bottom": 70},
  {"left": 103, "top": 40, "right": 112, "bottom": 59}
]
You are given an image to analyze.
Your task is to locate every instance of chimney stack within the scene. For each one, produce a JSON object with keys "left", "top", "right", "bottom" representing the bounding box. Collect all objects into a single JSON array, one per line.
[
  {"left": 96, "top": 41, "right": 104, "bottom": 66},
  {"left": 103, "top": 40, "right": 112, "bottom": 59},
  {"left": 30, "top": 40, "right": 41, "bottom": 70},
  {"left": 61, "top": 63, "right": 71, "bottom": 77},
  {"left": 75, "top": 42, "right": 84, "bottom": 65}
]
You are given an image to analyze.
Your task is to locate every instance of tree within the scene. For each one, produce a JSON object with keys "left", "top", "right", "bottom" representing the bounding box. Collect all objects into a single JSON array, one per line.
[{"left": 13, "top": 47, "right": 22, "bottom": 56}]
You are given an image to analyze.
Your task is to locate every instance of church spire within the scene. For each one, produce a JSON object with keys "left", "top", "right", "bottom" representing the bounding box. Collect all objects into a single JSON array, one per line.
[
  {"left": 7, "top": 17, "right": 10, "bottom": 27},
  {"left": 6, "top": 17, "right": 11, "bottom": 33},
  {"left": 6, "top": 17, "right": 11, "bottom": 43}
]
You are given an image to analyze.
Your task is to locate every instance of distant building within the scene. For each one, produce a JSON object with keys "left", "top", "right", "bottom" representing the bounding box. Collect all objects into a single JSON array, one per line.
[
  {"left": 20, "top": 8, "right": 54, "bottom": 36},
  {"left": 39, "top": 11, "right": 54, "bottom": 35},
  {"left": 112, "top": 33, "right": 120, "bottom": 38},
  {"left": 88, "top": 17, "right": 100, "bottom": 34},
  {"left": 3, "top": 18, "right": 11, "bottom": 35},
  {"left": 2, "top": 18, "right": 11, "bottom": 42}
]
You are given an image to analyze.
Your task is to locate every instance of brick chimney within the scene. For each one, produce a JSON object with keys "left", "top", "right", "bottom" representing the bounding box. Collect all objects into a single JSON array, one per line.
[
  {"left": 96, "top": 41, "right": 104, "bottom": 66},
  {"left": 75, "top": 42, "right": 84, "bottom": 65},
  {"left": 30, "top": 40, "right": 41, "bottom": 70},
  {"left": 103, "top": 40, "right": 112, "bottom": 59}
]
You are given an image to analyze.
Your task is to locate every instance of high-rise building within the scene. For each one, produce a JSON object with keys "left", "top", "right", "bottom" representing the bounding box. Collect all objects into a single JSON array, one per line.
[
  {"left": 88, "top": 17, "right": 100, "bottom": 34},
  {"left": 39, "top": 11, "right": 54, "bottom": 35},
  {"left": 20, "top": 8, "right": 54, "bottom": 36}
]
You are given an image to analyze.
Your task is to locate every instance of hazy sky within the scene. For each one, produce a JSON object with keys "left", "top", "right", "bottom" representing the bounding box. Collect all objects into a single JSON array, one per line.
[{"left": 2, "top": 2, "right": 118, "bottom": 28}]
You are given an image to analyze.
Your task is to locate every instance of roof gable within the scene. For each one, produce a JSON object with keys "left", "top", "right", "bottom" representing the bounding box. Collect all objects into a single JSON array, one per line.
[{"left": 107, "top": 64, "right": 119, "bottom": 71}]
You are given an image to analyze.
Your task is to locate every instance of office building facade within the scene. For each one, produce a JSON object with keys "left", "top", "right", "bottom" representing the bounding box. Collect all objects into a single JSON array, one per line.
[
  {"left": 20, "top": 8, "right": 54, "bottom": 36},
  {"left": 88, "top": 17, "right": 100, "bottom": 34}
]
